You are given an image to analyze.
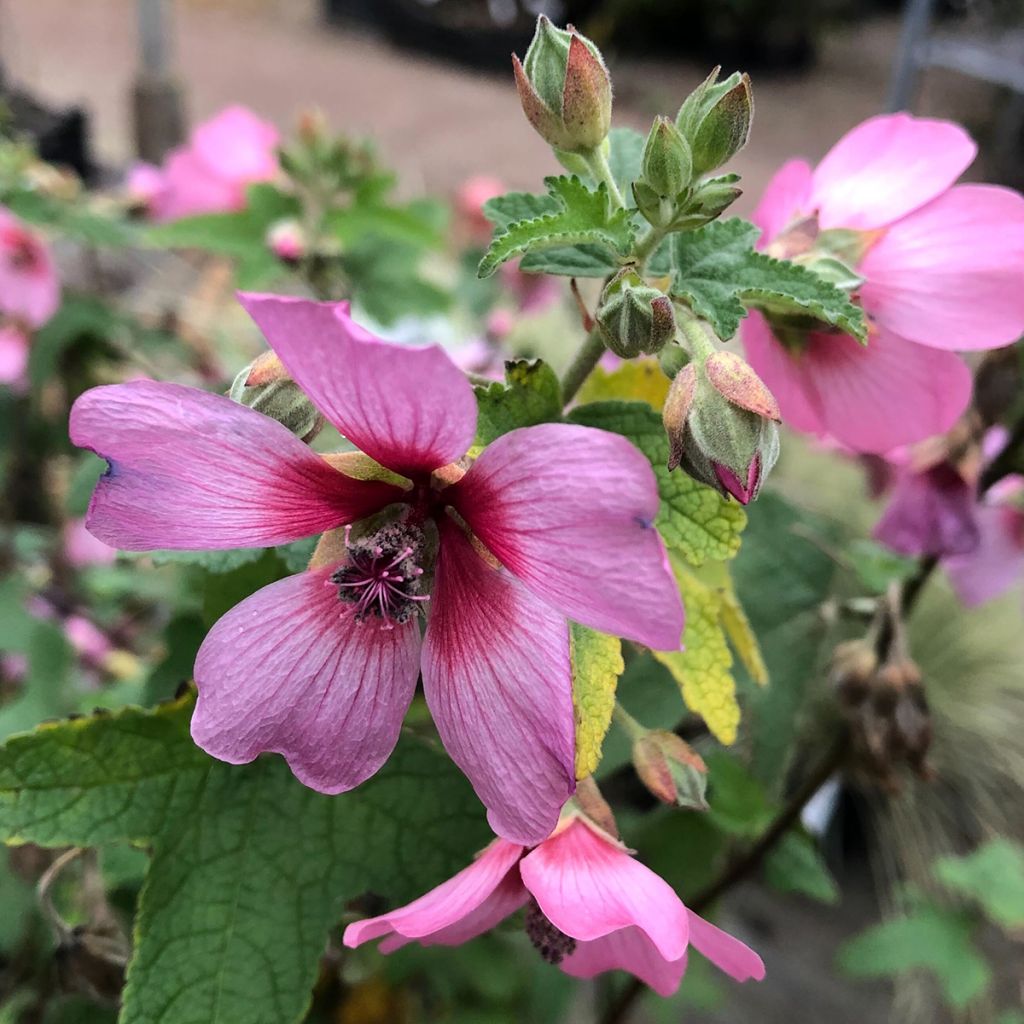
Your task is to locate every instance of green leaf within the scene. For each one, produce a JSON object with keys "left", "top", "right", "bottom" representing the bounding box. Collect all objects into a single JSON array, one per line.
[
  {"left": 0, "top": 695, "right": 489, "bottom": 1024},
  {"left": 568, "top": 400, "right": 746, "bottom": 566},
  {"left": 838, "top": 905, "right": 990, "bottom": 1009},
  {"left": 669, "top": 218, "right": 867, "bottom": 341},
  {"left": 3, "top": 188, "right": 137, "bottom": 247},
  {"left": 845, "top": 538, "right": 918, "bottom": 595},
  {"left": 478, "top": 176, "right": 634, "bottom": 279},
  {"left": 144, "top": 210, "right": 266, "bottom": 255},
  {"left": 519, "top": 244, "right": 619, "bottom": 278},
  {"left": 482, "top": 191, "right": 560, "bottom": 231},
  {"left": 933, "top": 838, "right": 1024, "bottom": 929},
  {"left": 764, "top": 830, "right": 840, "bottom": 904},
  {"left": 474, "top": 359, "right": 562, "bottom": 446},
  {"left": 605, "top": 127, "right": 646, "bottom": 207},
  {"left": 703, "top": 750, "right": 773, "bottom": 836},
  {"left": 570, "top": 625, "right": 623, "bottom": 779},
  {"left": 29, "top": 295, "right": 121, "bottom": 387},
  {"left": 0, "top": 620, "right": 74, "bottom": 740}
]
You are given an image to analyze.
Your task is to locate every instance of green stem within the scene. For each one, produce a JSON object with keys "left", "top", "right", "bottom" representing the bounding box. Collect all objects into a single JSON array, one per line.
[
  {"left": 561, "top": 329, "right": 606, "bottom": 406},
  {"left": 583, "top": 145, "right": 626, "bottom": 209},
  {"left": 676, "top": 310, "right": 717, "bottom": 361},
  {"left": 633, "top": 224, "right": 667, "bottom": 273},
  {"left": 611, "top": 703, "right": 647, "bottom": 742}
]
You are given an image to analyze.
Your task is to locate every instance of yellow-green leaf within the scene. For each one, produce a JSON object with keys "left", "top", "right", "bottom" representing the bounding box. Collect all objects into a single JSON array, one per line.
[
  {"left": 576, "top": 359, "right": 670, "bottom": 409},
  {"left": 571, "top": 624, "right": 624, "bottom": 778},
  {"left": 697, "top": 560, "right": 768, "bottom": 686}
]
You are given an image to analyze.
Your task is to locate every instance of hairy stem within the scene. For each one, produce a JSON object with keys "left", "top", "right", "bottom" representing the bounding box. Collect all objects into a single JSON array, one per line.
[
  {"left": 633, "top": 225, "right": 667, "bottom": 274},
  {"left": 561, "top": 329, "right": 606, "bottom": 406},
  {"left": 584, "top": 145, "right": 626, "bottom": 209}
]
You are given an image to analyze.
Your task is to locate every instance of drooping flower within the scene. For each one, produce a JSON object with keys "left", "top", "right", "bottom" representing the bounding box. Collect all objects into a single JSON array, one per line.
[
  {"left": 130, "top": 106, "right": 280, "bottom": 222},
  {"left": 69, "top": 295, "right": 683, "bottom": 844},
  {"left": 742, "top": 113, "right": 1024, "bottom": 454},
  {"left": 343, "top": 810, "right": 764, "bottom": 996},
  {"left": 0, "top": 206, "right": 59, "bottom": 329}
]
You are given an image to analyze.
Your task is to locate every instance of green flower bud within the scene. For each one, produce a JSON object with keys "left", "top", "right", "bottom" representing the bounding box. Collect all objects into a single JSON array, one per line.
[
  {"left": 675, "top": 67, "right": 753, "bottom": 178},
  {"left": 230, "top": 354, "right": 323, "bottom": 444},
  {"left": 513, "top": 16, "right": 612, "bottom": 154},
  {"left": 641, "top": 116, "right": 692, "bottom": 198},
  {"left": 663, "top": 349, "right": 780, "bottom": 504},
  {"left": 595, "top": 270, "right": 676, "bottom": 358},
  {"left": 632, "top": 730, "right": 708, "bottom": 810}
]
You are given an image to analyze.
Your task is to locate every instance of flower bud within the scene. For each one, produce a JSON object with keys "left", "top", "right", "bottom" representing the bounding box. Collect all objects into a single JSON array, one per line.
[
  {"left": 513, "top": 16, "right": 612, "bottom": 154},
  {"left": 230, "top": 356, "right": 323, "bottom": 444},
  {"left": 266, "top": 219, "right": 306, "bottom": 264},
  {"left": 632, "top": 730, "right": 708, "bottom": 810},
  {"left": 595, "top": 270, "right": 676, "bottom": 358},
  {"left": 641, "top": 116, "right": 692, "bottom": 198},
  {"left": 663, "top": 349, "right": 780, "bottom": 504},
  {"left": 675, "top": 68, "right": 753, "bottom": 178}
]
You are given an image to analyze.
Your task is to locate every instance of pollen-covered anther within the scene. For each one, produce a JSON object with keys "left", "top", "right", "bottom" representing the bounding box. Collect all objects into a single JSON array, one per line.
[
  {"left": 330, "top": 523, "right": 429, "bottom": 627},
  {"left": 525, "top": 900, "right": 577, "bottom": 965}
]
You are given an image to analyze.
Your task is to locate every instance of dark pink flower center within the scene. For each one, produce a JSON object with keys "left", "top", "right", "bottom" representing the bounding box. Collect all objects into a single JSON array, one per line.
[
  {"left": 331, "top": 523, "right": 429, "bottom": 627},
  {"left": 525, "top": 900, "right": 577, "bottom": 965},
  {"left": 1, "top": 226, "right": 44, "bottom": 274}
]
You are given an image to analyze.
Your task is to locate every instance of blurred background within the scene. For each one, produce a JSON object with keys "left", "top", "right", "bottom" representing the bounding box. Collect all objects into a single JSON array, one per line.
[{"left": 2, "top": 2, "right": 1024, "bottom": 1023}]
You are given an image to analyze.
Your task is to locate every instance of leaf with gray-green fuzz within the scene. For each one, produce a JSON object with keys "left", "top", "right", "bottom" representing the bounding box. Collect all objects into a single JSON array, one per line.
[
  {"left": 474, "top": 359, "right": 562, "bottom": 446},
  {"left": 0, "top": 696, "right": 490, "bottom": 1024}
]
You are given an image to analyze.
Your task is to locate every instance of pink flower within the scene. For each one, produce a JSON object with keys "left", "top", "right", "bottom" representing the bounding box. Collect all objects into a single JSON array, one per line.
[
  {"left": 139, "top": 106, "right": 280, "bottom": 222},
  {"left": 0, "top": 324, "right": 30, "bottom": 389},
  {"left": 343, "top": 814, "right": 764, "bottom": 996},
  {"left": 0, "top": 206, "right": 59, "bottom": 328},
  {"left": 456, "top": 175, "right": 505, "bottom": 240},
  {"left": 742, "top": 113, "right": 1024, "bottom": 454},
  {"left": 64, "top": 517, "right": 118, "bottom": 568},
  {"left": 873, "top": 462, "right": 980, "bottom": 558},
  {"left": 125, "top": 162, "right": 169, "bottom": 214},
  {"left": 69, "top": 294, "right": 683, "bottom": 844}
]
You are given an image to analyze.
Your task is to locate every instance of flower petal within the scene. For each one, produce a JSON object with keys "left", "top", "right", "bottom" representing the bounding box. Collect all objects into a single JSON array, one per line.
[
  {"left": 810, "top": 113, "right": 976, "bottom": 230},
  {"left": 743, "top": 316, "right": 971, "bottom": 454},
  {"left": 945, "top": 504, "right": 1024, "bottom": 606},
  {"left": 0, "top": 208, "right": 60, "bottom": 327},
  {"left": 158, "top": 146, "right": 244, "bottom": 220},
  {"left": 343, "top": 839, "right": 526, "bottom": 951},
  {"left": 861, "top": 184, "right": 1024, "bottom": 351},
  {"left": 686, "top": 910, "right": 765, "bottom": 982},
  {"left": 421, "top": 519, "right": 575, "bottom": 846},
  {"left": 191, "top": 105, "right": 279, "bottom": 183},
  {"left": 520, "top": 818, "right": 689, "bottom": 963},
  {"left": 238, "top": 293, "right": 478, "bottom": 478},
  {"left": 192, "top": 567, "right": 421, "bottom": 793},
  {"left": 70, "top": 380, "right": 399, "bottom": 550},
  {"left": 750, "top": 159, "right": 813, "bottom": 244},
  {"left": 449, "top": 423, "right": 683, "bottom": 651},
  {"left": 561, "top": 928, "right": 688, "bottom": 996}
]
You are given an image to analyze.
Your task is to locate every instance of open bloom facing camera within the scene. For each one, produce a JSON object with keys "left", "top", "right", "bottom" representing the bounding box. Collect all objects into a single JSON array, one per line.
[
  {"left": 69, "top": 295, "right": 683, "bottom": 845},
  {"left": 741, "top": 113, "right": 1024, "bottom": 454},
  {"left": 344, "top": 805, "right": 764, "bottom": 996}
]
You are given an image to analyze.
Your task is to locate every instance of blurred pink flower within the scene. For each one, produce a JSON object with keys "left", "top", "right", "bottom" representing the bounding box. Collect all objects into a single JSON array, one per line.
[
  {"left": 64, "top": 517, "right": 117, "bottom": 567},
  {"left": 70, "top": 294, "right": 682, "bottom": 844},
  {"left": 132, "top": 106, "right": 280, "bottom": 222},
  {"left": 343, "top": 815, "right": 765, "bottom": 996},
  {"left": 456, "top": 174, "right": 505, "bottom": 239},
  {"left": 0, "top": 206, "right": 59, "bottom": 328},
  {"left": 63, "top": 614, "right": 112, "bottom": 665},
  {"left": 0, "top": 324, "right": 30, "bottom": 389},
  {"left": 742, "top": 113, "right": 1024, "bottom": 454}
]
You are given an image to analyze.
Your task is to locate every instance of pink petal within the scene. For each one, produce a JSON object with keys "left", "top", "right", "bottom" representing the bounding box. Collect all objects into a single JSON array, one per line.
[
  {"left": 520, "top": 818, "right": 689, "bottom": 963},
  {"left": 449, "top": 423, "right": 683, "bottom": 651},
  {"left": 561, "top": 927, "right": 688, "bottom": 997},
  {"left": 157, "top": 146, "right": 244, "bottom": 221},
  {"left": 743, "top": 316, "right": 971, "bottom": 454},
  {"left": 860, "top": 184, "right": 1024, "bottom": 351},
  {"left": 740, "top": 311, "right": 825, "bottom": 435},
  {"left": 810, "top": 113, "right": 976, "bottom": 230},
  {"left": 239, "top": 293, "right": 478, "bottom": 479},
  {"left": 750, "top": 159, "right": 813, "bottom": 244},
  {"left": 945, "top": 504, "right": 1024, "bottom": 606},
  {"left": 421, "top": 519, "right": 575, "bottom": 846},
  {"left": 64, "top": 518, "right": 117, "bottom": 567},
  {"left": 343, "top": 838, "right": 526, "bottom": 951},
  {"left": 70, "top": 380, "right": 399, "bottom": 550},
  {"left": 191, "top": 105, "right": 280, "bottom": 184},
  {"left": 873, "top": 464, "right": 980, "bottom": 558},
  {"left": 0, "top": 208, "right": 60, "bottom": 328},
  {"left": 0, "top": 324, "right": 29, "bottom": 385},
  {"left": 192, "top": 567, "right": 422, "bottom": 793},
  {"left": 686, "top": 910, "right": 765, "bottom": 982}
]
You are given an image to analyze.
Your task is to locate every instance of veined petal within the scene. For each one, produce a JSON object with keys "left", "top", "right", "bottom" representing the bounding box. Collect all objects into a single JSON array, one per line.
[
  {"left": 449, "top": 423, "right": 683, "bottom": 651},
  {"left": 343, "top": 839, "right": 526, "bottom": 951},
  {"left": 520, "top": 818, "right": 689, "bottom": 963},
  {"left": 561, "top": 928, "right": 688, "bottom": 997},
  {"left": 70, "top": 380, "right": 400, "bottom": 550},
  {"left": 750, "top": 159, "right": 813, "bottom": 244},
  {"left": 421, "top": 519, "right": 575, "bottom": 846},
  {"left": 810, "top": 113, "right": 976, "bottom": 230},
  {"left": 861, "top": 184, "right": 1024, "bottom": 351},
  {"left": 686, "top": 910, "right": 765, "bottom": 982},
  {"left": 192, "top": 568, "right": 421, "bottom": 793},
  {"left": 239, "top": 293, "right": 478, "bottom": 478}
]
